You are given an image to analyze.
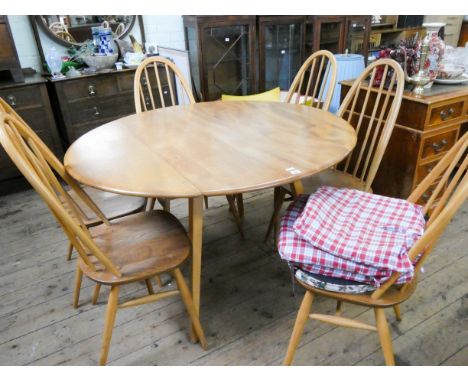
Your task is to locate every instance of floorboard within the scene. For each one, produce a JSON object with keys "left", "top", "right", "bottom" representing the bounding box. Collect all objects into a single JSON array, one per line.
[{"left": 0, "top": 187, "right": 467, "bottom": 365}]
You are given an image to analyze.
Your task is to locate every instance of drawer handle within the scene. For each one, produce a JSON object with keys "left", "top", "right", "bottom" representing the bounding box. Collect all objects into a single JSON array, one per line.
[
  {"left": 7, "top": 95, "right": 17, "bottom": 107},
  {"left": 440, "top": 107, "right": 454, "bottom": 121},
  {"left": 93, "top": 106, "right": 100, "bottom": 116},
  {"left": 431, "top": 138, "right": 448, "bottom": 153},
  {"left": 88, "top": 85, "right": 96, "bottom": 96}
]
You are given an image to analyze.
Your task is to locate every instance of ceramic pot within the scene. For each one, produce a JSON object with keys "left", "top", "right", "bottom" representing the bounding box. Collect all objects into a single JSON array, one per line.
[{"left": 420, "top": 22, "right": 446, "bottom": 88}]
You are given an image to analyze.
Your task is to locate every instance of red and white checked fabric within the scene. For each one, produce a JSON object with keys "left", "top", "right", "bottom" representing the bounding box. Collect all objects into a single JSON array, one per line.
[{"left": 278, "top": 187, "right": 426, "bottom": 286}]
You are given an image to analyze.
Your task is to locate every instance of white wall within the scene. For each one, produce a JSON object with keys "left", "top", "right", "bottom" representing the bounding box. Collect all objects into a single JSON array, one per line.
[{"left": 7, "top": 15, "right": 186, "bottom": 73}]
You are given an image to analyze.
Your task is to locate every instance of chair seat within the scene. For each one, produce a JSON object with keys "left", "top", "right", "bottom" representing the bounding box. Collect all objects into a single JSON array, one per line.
[
  {"left": 79, "top": 210, "right": 191, "bottom": 285},
  {"left": 68, "top": 186, "right": 146, "bottom": 227},
  {"left": 301, "top": 169, "right": 370, "bottom": 194},
  {"left": 296, "top": 275, "right": 418, "bottom": 308}
]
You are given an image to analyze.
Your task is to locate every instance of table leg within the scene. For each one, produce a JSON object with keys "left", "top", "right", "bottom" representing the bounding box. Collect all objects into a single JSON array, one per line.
[{"left": 188, "top": 196, "right": 203, "bottom": 343}]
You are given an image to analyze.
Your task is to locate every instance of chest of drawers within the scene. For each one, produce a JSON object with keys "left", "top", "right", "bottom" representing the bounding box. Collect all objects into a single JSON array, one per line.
[
  {"left": 341, "top": 81, "right": 468, "bottom": 203},
  {"left": 50, "top": 67, "right": 173, "bottom": 145},
  {"left": 0, "top": 75, "right": 62, "bottom": 181}
]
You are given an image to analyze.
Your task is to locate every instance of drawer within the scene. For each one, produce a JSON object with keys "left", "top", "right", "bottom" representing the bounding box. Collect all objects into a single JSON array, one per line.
[
  {"left": 139, "top": 84, "right": 176, "bottom": 109},
  {"left": 118, "top": 67, "right": 171, "bottom": 93},
  {"left": 420, "top": 127, "right": 459, "bottom": 160},
  {"left": 68, "top": 96, "right": 135, "bottom": 126},
  {"left": 0, "top": 85, "right": 43, "bottom": 109},
  {"left": 417, "top": 182, "right": 444, "bottom": 206},
  {"left": 427, "top": 100, "right": 465, "bottom": 128},
  {"left": 58, "top": 76, "right": 119, "bottom": 102},
  {"left": 415, "top": 159, "right": 440, "bottom": 185}
]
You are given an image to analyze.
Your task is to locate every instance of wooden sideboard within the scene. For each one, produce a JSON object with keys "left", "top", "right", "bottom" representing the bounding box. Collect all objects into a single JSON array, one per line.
[
  {"left": 341, "top": 81, "right": 468, "bottom": 204},
  {"left": 48, "top": 67, "right": 172, "bottom": 145},
  {"left": 0, "top": 74, "right": 62, "bottom": 181}
]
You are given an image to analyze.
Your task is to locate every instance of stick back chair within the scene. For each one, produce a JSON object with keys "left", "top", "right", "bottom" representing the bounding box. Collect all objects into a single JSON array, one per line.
[
  {"left": 0, "top": 97, "right": 146, "bottom": 261},
  {"left": 265, "top": 58, "right": 405, "bottom": 241},
  {"left": 285, "top": 49, "right": 337, "bottom": 111},
  {"left": 0, "top": 112, "right": 207, "bottom": 365},
  {"left": 284, "top": 132, "right": 468, "bottom": 366},
  {"left": 133, "top": 56, "right": 195, "bottom": 212}
]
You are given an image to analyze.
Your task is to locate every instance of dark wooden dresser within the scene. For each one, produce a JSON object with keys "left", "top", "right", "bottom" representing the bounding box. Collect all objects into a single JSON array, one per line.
[
  {"left": 341, "top": 81, "right": 468, "bottom": 204},
  {"left": 49, "top": 67, "right": 173, "bottom": 145},
  {"left": 0, "top": 74, "right": 62, "bottom": 181}
]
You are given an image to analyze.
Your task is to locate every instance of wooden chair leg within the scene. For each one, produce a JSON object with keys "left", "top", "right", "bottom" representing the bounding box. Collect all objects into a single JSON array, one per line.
[
  {"left": 393, "top": 305, "right": 402, "bottom": 321},
  {"left": 155, "top": 275, "right": 163, "bottom": 288},
  {"left": 284, "top": 291, "right": 314, "bottom": 365},
  {"left": 99, "top": 285, "right": 120, "bottom": 366},
  {"left": 236, "top": 193, "right": 244, "bottom": 218},
  {"left": 66, "top": 242, "right": 74, "bottom": 261},
  {"left": 146, "top": 198, "right": 156, "bottom": 211},
  {"left": 145, "top": 279, "right": 155, "bottom": 295},
  {"left": 158, "top": 198, "right": 171, "bottom": 212},
  {"left": 336, "top": 301, "right": 343, "bottom": 316},
  {"left": 73, "top": 264, "right": 83, "bottom": 309},
  {"left": 172, "top": 268, "right": 208, "bottom": 350},
  {"left": 264, "top": 187, "right": 286, "bottom": 243},
  {"left": 374, "top": 308, "right": 396, "bottom": 366},
  {"left": 204, "top": 195, "right": 209, "bottom": 209},
  {"left": 226, "top": 195, "right": 244, "bottom": 237},
  {"left": 92, "top": 284, "right": 101, "bottom": 305}
]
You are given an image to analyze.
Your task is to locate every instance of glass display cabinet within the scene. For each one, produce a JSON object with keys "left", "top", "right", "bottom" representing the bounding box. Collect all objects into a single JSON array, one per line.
[
  {"left": 183, "top": 16, "right": 256, "bottom": 101},
  {"left": 183, "top": 16, "right": 373, "bottom": 101},
  {"left": 258, "top": 16, "right": 306, "bottom": 91},
  {"left": 344, "top": 16, "right": 371, "bottom": 59}
]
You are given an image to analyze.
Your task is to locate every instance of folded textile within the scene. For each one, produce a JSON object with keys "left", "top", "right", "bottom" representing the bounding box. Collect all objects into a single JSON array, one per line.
[{"left": 278, "top": 187, "right": 426, "bottom": 286}]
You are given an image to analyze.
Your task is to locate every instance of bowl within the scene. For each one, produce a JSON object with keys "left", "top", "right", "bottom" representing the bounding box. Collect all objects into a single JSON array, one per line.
[
  {"left": 82, "top": 54, "right": 118, "bottom": 71},
  {"left": 438, "top": 64, "right": 465, "bottom": 80}
]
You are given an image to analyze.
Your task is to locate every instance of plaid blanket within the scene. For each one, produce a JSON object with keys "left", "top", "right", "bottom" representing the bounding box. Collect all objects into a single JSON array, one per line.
[{"left": 278, "top": 187, "right": 426, "bottom": 286}]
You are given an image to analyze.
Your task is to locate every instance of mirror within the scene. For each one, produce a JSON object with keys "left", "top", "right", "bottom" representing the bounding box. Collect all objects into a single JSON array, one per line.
[{"left": 36, "top": 15, "right": 137, "bottom": 46}]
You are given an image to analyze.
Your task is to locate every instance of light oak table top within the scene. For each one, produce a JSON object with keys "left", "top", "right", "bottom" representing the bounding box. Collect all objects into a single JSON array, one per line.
[{"left": 64, "top": 101, "right": 357, "bottom": 198}]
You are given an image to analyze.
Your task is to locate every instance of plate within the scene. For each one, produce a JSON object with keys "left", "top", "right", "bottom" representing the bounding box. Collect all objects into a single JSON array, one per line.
[
  {"left": 434, "top": 73, "right": 468, "bottom": 85},
  {"left": 123, "top": 63, "right": 139, "bottom": 69}
]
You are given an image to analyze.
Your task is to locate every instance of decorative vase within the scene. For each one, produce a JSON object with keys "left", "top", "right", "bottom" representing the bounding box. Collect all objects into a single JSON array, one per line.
[{"left": 420, "top": 22, "right": 446, "bottom": 88}]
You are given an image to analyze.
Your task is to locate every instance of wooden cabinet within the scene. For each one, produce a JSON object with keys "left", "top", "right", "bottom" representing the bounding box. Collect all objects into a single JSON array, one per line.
[
  {"left": 49, "top": 68, "right": 171, "bottom": 145},
  {"left": 183, "top": 15, "right": 257, "bottom": 101},
  {"left": 0, "top": 16, "right": 23, "bottom": 82},
  {"left": 184, "top": 15, "right": 372, "bottom": 100},
  {"left": 258, "top": 16, "right": 306, "bottom": 92},
  {"left": 0, "top": 75, "right": 62, "bottom": 181},
  {"left": 341, "top": 81, "right": 468, "bottom": 201}
]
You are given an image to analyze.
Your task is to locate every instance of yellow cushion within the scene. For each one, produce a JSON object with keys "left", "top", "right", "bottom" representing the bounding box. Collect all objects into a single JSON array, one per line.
[{"left": 221, "top": 87, "right": 281, "bottom": 102}]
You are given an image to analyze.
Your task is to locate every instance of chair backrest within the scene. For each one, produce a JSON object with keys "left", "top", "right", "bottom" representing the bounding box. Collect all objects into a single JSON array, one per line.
[
  {"left": 336, "top": 58, "right": 405, "bottom": 191},
  {"left": 0, "top": 111, "right": 121, "bottom": 277},
  {"left": 285, "top": 50, "right": 337, "bottom": 111},
  {"left": 134, "top": 56, "right": 195, "bottom": 114},
  {"left": 372, "top": 132, "right": 468, "bottom": 299},
  {"left": 0, "top": 98, "right": 110, "bottom": 226}
]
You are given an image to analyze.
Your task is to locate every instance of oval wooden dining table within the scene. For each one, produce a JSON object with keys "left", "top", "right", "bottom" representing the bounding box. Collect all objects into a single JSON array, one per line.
[{"left": 64, "top": 100, "right": 357, "bottom": 340}]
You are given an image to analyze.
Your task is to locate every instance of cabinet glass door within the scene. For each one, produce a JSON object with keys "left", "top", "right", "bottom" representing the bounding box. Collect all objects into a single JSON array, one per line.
[
  {"left": 203, "top": 25, "right": 251, "bottom": 101},
  {"left": 319, "top": 22, "right": 343, "bottom": 53},
  {"left": 263, "top": 22, "right": 303, "bottom": 90},
  {"left": 345, "top": 18, "right": 368, "bottom": 55}
]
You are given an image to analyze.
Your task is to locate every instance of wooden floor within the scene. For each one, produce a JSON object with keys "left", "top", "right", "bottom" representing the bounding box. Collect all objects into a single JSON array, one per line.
[{"left": 0, "top": 186, "right": 467, "bottom": 366}]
